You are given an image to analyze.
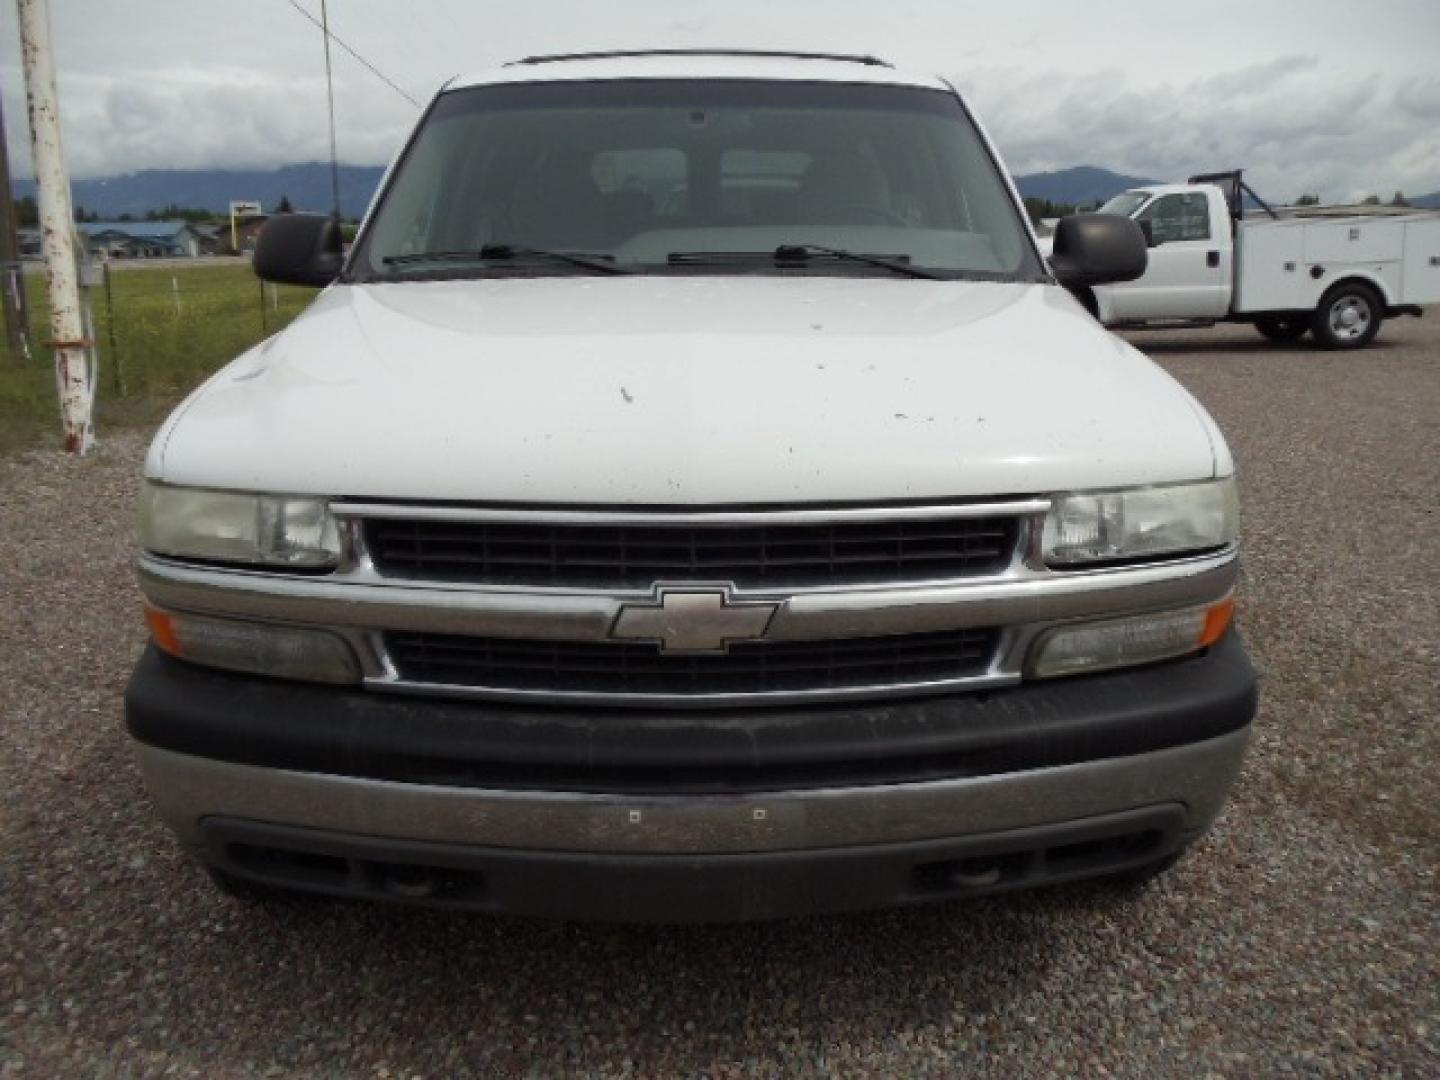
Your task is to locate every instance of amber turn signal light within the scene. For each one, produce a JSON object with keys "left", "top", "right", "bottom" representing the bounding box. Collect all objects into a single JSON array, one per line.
[{"left": 1199, "top": 597, "right": 1235, "bottom": 648}]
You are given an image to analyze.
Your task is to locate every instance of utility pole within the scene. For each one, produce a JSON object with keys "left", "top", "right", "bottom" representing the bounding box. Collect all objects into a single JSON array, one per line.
[
  {"left": 0, "top": 89, "right": 31, "bottom": 359},
  {"left": 17, "top": 0, "right": 92, "bottom": 453}
]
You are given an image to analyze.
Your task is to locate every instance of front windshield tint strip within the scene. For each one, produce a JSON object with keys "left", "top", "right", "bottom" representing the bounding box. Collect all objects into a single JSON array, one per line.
[{"left": 351, "top": 79, "right": 1042, "bottom": 282}]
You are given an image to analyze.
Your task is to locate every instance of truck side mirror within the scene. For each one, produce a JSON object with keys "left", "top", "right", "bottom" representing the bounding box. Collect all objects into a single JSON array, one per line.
[
  {"left": 1137, "top": 219, "right": 1161, "bottom": 248},
  {"left": 254, "top": 213, "right": 343, "bottom": 287},
  {"left": 1049, "top": 213, "right": 1148, "bottom": 287}
]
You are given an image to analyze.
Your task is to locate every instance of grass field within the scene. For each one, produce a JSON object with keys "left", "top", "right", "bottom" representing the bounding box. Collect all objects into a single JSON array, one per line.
[{"left": 0, "top": 261, "right": 317, "bottom": 454}]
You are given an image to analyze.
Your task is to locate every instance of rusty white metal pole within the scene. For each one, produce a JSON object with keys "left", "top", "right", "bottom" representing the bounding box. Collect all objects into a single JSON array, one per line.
[{"left": 18, "top": 0, "right": 93, "bottom": 453}]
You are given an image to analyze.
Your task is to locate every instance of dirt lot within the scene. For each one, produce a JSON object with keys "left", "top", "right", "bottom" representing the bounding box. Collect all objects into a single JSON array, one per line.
[{"left": 1, "top": 317, "right": 1436, "bottom": 1077}]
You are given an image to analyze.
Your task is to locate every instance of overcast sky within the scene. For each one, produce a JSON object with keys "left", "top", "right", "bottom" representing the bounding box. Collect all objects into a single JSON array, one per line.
[{"left": 2, "top": 0, "right": 1438, "bottom": 201}]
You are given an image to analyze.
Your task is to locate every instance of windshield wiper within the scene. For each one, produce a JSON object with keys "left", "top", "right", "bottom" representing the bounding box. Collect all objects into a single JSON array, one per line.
[
  {"left": 776, "top": 244, "right": 945, "bottom": 279},
  {"left": 382, "top": 244, "right": 629, "bottom": 275},
  {"left": 667, "top": 244, "right": 945, "bottom": 280}
]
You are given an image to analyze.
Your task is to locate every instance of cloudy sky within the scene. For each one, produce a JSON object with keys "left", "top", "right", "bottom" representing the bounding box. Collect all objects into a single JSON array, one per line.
[{"left": 2, "top": 0, "right": 1438, "bottom": 201}]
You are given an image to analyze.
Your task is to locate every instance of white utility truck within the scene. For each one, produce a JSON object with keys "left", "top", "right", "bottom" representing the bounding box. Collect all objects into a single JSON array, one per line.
[
  {"left": 1073, "top": 171, "right": 1440, "bottom": 347},
  {"left": 125, "top": 51, "right": 1256, "bottom": 921}
]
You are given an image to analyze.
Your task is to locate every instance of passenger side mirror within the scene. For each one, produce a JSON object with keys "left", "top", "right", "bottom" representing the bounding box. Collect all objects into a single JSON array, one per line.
[
  {"left": 1049, "top": 213, "right": 1148, "bottom": 287},
  {"left": 253, "top": 213, "right": 343, "bottom": 288}
]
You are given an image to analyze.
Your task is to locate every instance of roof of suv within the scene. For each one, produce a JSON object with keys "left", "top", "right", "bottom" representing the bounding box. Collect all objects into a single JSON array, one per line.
[{"left": 449, "top": 49, "right": 948, "bottom": 93}]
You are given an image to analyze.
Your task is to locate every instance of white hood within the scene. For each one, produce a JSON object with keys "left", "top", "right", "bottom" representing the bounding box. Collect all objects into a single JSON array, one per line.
[{"left": 151, "top": 276, "right": 1221, "bottom": 503}]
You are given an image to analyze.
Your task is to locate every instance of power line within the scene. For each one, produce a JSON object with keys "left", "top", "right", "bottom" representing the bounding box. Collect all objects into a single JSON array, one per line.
[
  {"left": 319, "top": 0, "right": 340, "bottom": 220},
  {"left": 284, "top": 0, "right": 423, "bottom": 109}
]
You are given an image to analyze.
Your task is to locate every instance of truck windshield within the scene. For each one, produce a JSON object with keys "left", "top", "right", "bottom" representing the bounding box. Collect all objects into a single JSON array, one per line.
[
  {"left": 352, "top": 79, "right": 1043, "bottom": 282},
  {"left": 1097, "top": 191, "right": 1151, "bottom": 218}
]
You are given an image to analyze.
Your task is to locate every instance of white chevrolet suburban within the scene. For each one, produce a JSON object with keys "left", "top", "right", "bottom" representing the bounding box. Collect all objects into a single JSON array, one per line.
[{"left": 126, "top": 50, "right": 1257, "bottom": 921}]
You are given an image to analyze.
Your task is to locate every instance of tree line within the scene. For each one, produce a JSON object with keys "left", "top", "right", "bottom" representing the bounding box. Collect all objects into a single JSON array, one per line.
[
  {"left": 1025, "top": 191, "right": 1417, "bottom": 225},
  {"left": 1295, "top": 192, "right": 1412, "bottom": 207},
  {"left": 10, "top": 188, "right": 1420, "bottom": 234},
  {"left": 11, "top": 194, "right": 299, "bottom": 227}
]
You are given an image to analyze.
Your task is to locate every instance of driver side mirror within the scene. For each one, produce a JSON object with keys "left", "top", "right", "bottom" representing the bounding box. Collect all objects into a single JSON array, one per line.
[
  {"left": 253, "top": 213, "right": 343, "bottom": 287},
  {"left": 1050, "top": 213, "right": 1148, "bottom": 288},
  {"left": 1137, "top": 219, "right": 1162, "bottom": 248}
]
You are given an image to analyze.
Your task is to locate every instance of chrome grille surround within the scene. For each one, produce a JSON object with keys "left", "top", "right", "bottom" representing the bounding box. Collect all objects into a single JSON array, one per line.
[{"left": 137, "top": 497, "right": 1241, "bottom": 708}]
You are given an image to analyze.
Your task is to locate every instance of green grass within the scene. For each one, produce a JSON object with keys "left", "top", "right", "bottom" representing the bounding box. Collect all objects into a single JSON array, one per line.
[{"left": 1, "top": 261, "right": 317, "bottom": 454}]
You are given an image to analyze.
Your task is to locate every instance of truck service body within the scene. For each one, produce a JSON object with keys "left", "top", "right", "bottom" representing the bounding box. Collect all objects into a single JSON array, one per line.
[
  {"left": 125, "top": 52, "right": 1257, "bottom": 921},
  {"left": 1075, "top": 173, "right": 1440, "bottom": 347}
]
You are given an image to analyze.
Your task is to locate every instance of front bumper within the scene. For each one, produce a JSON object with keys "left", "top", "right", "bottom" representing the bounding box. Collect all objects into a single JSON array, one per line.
[{"left": 126, "top": 635, "right": 1256, "bottom": 920}]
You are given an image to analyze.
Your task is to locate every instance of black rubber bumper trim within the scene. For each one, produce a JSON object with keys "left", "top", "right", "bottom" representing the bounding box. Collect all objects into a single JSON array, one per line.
[
  {"left": 202, "top": 803, "right": 1190, "bottom": 922},
  {"left": 126, "top": 633, "right": 1256, "bottom": 793}
]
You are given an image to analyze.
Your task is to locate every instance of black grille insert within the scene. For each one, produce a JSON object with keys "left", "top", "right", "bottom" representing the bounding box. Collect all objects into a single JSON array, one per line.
[
  {"left": 363, "top": 514, "right": 1020, "bottom": 588},
  {"left": 386, "top": 627, "right": 1000, "bottom": 699}
]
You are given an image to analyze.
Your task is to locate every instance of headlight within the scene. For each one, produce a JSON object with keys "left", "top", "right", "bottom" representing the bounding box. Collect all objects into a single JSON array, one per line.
[
  {"left": 1042, "top": 478, "right": 1237, "bottom": 566},
  {"left": 141, "top": 482, "right": 341, "bottom": 568}
]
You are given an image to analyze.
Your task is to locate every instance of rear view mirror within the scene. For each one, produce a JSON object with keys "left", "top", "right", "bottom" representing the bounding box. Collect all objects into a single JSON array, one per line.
[
  {"left": 254, "top": 213, "right": 343, "bottom": 288},
  {"left": 1049, "top": 214, "right": 1148, "bottom": 288}
]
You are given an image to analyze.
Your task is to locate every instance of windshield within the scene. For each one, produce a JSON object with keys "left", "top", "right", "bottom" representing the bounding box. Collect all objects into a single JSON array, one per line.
[
  {"left": 352, "top": 79, "right": 1043, "bottom": 281},
  {"left": 1096, "top": 191, "right": 1151, "bottom": 218}
]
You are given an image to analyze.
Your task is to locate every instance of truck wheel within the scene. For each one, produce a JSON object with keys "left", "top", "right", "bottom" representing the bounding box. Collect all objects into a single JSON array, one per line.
[
  {"left": 1311, "top": 282, "right": 1382, "bottom": 349},
  {"left": 1254, "top": 316, "right": 1308, "bottom": 343}
]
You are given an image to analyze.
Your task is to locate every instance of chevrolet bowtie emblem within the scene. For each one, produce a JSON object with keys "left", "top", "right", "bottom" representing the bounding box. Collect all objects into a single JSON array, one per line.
[{"left": 610, "top": 588, "right": 780, "bottom": 654}]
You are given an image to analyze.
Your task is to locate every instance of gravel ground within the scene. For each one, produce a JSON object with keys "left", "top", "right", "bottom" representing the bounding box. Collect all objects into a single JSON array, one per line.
[{"left": 2, "top": 317, "right": 1437, "bottom": 1077}]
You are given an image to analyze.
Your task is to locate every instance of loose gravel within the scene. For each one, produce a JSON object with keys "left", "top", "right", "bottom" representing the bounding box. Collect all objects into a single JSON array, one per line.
[{"left": 1, "top": 318, "right": 1437, "bottom": 1078}]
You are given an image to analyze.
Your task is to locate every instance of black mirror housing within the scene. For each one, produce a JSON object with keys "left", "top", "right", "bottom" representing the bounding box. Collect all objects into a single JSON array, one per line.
[
  {"left": 1137, "top": 219, "right": 1161, "bottom": 248},
  {"left": 1050, "top": 213, "right": 1148, "bottom": 288},
  {"left": 253, "top": 213, "right": 343, "bottom": 287}
]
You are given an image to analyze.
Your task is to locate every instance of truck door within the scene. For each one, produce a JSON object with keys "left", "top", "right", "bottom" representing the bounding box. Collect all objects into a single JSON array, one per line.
[{"left": 1108, "top": 192, "right": 1231, "bottom": 320}]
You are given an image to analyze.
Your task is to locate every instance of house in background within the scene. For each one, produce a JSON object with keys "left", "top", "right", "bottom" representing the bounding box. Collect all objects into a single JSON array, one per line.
[
  {"left": 76, "top": 221, "right": 203, "bottom": 258},
  {"left": 192, "top": 223, "right": 230, "bottom": 255},
  {"left": 231, "top": 215, "right": 269, "bottom": 253}
]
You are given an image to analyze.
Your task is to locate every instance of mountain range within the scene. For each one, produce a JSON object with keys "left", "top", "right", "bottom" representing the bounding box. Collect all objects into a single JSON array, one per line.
[
  {"left": 13, "top": 163, "right": 389, "bottom": 220},
  {"left": 1013, "top": 166, "right": 1156, "bottom": 206},
  {"left": 11, "top": 162, "right": 1437, "bottom": 218}
]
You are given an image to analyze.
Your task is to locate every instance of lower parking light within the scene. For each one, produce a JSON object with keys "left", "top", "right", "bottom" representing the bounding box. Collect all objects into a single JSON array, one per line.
[
  {"left": 1028, "top": 598, "right": 1234, "bottom": 679},
  {"left": 145, "top": 606, "right": 361, "bottom": 684}
]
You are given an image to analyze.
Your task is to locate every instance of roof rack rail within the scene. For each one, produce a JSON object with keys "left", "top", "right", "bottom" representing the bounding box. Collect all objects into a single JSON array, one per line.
[{"left": 506, "top": 48, "right": 893, "bottom": 68}]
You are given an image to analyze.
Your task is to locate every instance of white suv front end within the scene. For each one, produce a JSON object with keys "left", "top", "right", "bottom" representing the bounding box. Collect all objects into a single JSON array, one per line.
[{"left": 126, "top": 51, "right": 1255, "bottom": 920}]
